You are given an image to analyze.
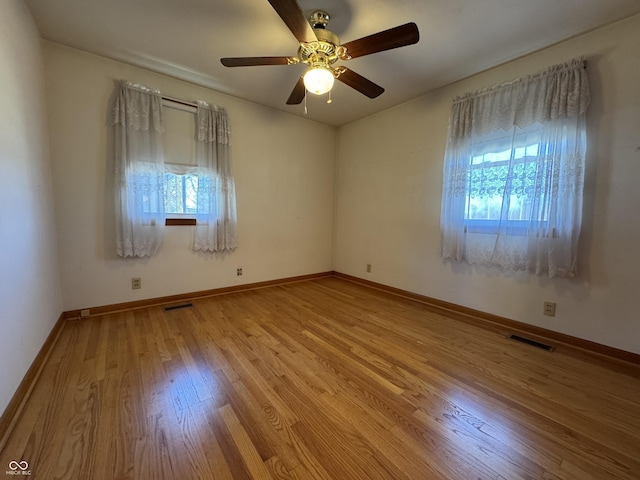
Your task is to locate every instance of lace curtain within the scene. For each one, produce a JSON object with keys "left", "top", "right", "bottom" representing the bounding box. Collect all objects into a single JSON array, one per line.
[
  {"left": 110, "top": 80, "right": 166, "bottom": 257},
  {"left": 193, "top": 102, "right": 237, "bottom": 252},
  {"left": 440, "top": 57, "right": 590, "bottom": 277}
]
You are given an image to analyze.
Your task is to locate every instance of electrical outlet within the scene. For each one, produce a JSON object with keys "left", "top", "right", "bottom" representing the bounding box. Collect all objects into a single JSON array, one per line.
[
  {"left": 237, "top": 268, "right": 243, "bottom": 276},
  {"left": 80, "top": 309, "right": 90, "bottom": 318},
  {"left": 543, "top": 301, "right": 556, "bottom": 317},
  {"left": 366, "top": 263, "right": 372, "bottom": 273},
  {"left": 132, "top": 277, "right": 141, "bottom": 290}
]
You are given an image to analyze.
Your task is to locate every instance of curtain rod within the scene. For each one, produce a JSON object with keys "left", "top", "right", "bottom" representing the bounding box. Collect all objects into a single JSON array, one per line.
[{"left": 161, "top": 95, "right": 197, "bottom": 108}]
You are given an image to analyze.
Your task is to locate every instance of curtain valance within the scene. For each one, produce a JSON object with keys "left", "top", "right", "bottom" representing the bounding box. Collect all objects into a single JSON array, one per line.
[
  {"left": 197, "top": 101, "right": 230, "bottom": 145},
  {"left": 110, "top": 80, "right": 164, "bottom": 133},
  {"left": 449, "top": 57, "right": 590, "bottom": 139}
]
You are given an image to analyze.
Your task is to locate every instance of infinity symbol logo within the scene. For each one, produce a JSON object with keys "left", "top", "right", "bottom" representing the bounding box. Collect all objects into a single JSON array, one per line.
[{"left": 8, "top": 461, "right": 29, "bottom": 471}]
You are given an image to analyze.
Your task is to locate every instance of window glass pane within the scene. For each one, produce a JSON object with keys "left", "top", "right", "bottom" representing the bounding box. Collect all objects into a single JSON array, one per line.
[
  {"left": 164, "top": 173, "right": 180, "bottom": 214},
  {"left": 465, "top": 125, "right": 548, "bottom": 229},
  {"left": 164, "top": 172, "right": 208, "bottom": 215},
  {"left": 184, "top": 174, "right": 199, "bottom": 213}
]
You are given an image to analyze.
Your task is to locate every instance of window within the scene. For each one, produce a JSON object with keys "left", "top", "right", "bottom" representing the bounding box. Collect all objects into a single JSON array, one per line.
[
  {"left": 137, "top": 106, "right": 204, "bottom": 222},
  {"left": 112, "top": 81, "right": 236, "bottom": 257},
  {"left": 162, "top": 102, "right": 199, "bottom": 219},
  {"left": 440, "top": 57, "right": 590, "bottom": 277},
  {"left": 464, "top": 126, "right": 546, "bottom": 235}
]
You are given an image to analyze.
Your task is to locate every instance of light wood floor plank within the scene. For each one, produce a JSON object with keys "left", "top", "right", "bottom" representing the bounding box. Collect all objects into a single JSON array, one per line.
[{"left": 220, "top": 404, "right": 274, "bottom": 480}]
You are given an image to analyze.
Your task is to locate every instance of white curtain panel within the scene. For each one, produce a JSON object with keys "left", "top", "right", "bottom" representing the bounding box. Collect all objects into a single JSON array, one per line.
[
  {"left": 193, "top": 101, "right": 237, "bottom": 252},
  {"left": 441, "top": 58, "right": 590, "bottom": 277},
  {"left": 110, "top": 80, "right": 166, "bottom": 257}
]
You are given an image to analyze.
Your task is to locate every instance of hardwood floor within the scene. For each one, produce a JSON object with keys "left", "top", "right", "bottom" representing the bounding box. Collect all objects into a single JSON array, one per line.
[{"left": 1, "top": 277, "right": 639, "bottom": 479}]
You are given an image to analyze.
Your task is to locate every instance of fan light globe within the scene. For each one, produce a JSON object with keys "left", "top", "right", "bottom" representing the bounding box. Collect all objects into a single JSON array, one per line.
[{"left": 303, "top": 67, "right": 334, "bottom": 95}]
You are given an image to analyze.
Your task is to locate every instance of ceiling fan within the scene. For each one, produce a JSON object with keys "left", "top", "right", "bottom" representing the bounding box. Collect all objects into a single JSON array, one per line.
[{"left": 220, "top": 0, "right": 420, "bottom": 105}]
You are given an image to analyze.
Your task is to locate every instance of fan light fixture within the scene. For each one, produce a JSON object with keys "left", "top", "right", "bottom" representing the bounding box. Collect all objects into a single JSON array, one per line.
[
  {"left": 220, "top": 2, "right": 420, "bottom": 107},
  {"left": 303, "top": 66, "right": 334, "bottom": 95}
]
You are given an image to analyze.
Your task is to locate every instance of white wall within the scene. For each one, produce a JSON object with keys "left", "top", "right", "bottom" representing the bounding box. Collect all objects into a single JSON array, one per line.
[
  {"left": 0, "top": 1, "right": 63, "bottom": 414},
  {"left": 335, "top": 14, "right": 640, "bottom": 355},
  {"left": 44, "top": 43, "right": 336, "bottom": 311}
]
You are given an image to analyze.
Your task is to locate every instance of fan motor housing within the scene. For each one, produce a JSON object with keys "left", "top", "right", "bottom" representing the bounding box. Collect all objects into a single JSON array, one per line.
[{"left": 298, "top": 28, "right": 340, "bottom": 66}]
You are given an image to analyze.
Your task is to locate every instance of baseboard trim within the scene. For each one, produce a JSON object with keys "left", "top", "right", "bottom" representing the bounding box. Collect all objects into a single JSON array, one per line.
[
  {"left": 0, "top": 311, "right": 66, "bottom": 455},
  {"left": 333, "top": 272, "right": 640, "bottom": 369},
  {"left": 63, "top": 271, "right": 334, "bottom": 319}
]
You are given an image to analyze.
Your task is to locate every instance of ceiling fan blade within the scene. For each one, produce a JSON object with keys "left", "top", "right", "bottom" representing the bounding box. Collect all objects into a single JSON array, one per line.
[
  {"left": 221, "top": 56, "right": 295, "bottom": 67},
  {"left": 286, "top": 77, "right": 306, "bottom": 104},
  {"left": 336, "top": 68, "right": 384, "bottom": 98},
  {"left": 267, "top": 0, "right": 317, "bottom": 43},
  {"left": 341, "top": 22, "right": 419, "bottom": 59}
]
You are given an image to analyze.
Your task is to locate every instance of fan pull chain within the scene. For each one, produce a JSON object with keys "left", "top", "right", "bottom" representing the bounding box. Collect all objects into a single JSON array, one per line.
[
  {"left": 327, "top": 90, "right": 332, "bottom": 104},
  {"left": 304, "top": 92, "right": 308, "bottom": 115}
]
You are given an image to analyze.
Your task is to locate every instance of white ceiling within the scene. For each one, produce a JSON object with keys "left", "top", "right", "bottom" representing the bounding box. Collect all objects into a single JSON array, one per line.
[{"left": 25, "top": 0, "right": 640, "bottom": 127}]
